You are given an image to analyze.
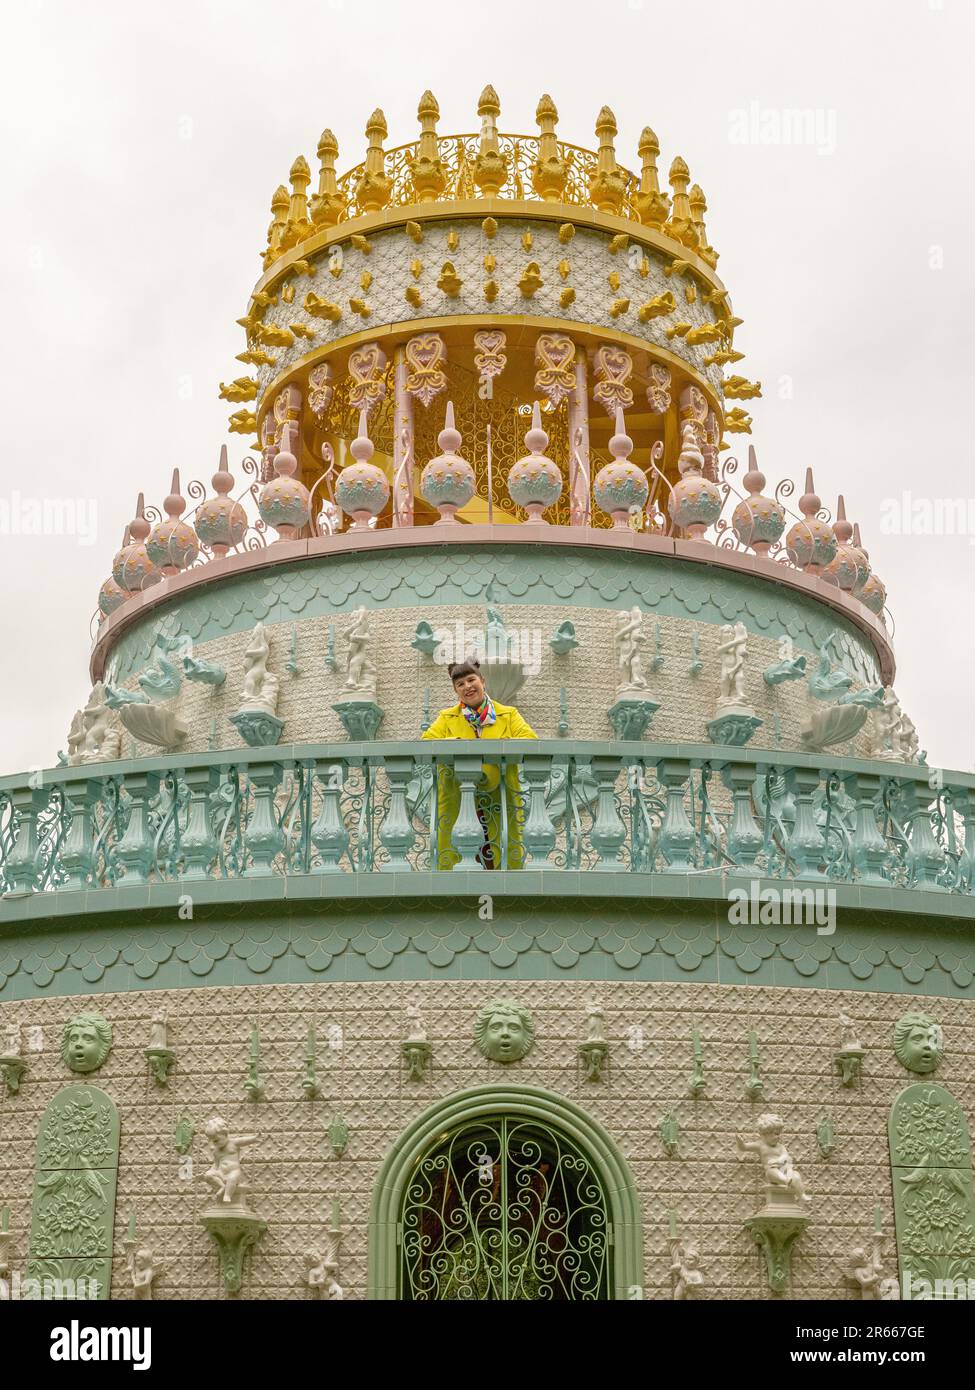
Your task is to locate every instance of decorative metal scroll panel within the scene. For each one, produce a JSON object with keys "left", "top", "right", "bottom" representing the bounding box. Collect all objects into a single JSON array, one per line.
[
  {"left": 332, "top": 134, "right": 641, "bottom": 223},
  {"left": 401, "top": 1115, "right": 610, "bottom": 1301}
]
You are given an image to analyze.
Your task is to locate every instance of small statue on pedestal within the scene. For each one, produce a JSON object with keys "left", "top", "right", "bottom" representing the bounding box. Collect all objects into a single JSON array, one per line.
[
  {"left": 203, "top": 1117, "right": 258, "bottom": 1206},
  {"left": 737, "top": 1113, "right": 811, "bottom": 1206}
]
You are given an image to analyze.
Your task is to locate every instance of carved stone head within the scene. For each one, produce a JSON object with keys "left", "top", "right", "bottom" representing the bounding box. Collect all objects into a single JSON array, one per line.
[
  {"left": 61, "top": 1012, "right": 113, "bottom": 1073},
  {"left": 474, "top": 998, "right": 535, "bottom": 1064},
  {"left": 893, "top": 1013, "right": 944, "bottom": 1074}
]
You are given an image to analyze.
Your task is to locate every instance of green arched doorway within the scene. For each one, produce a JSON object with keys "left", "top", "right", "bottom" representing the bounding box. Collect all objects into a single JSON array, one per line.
[{"left": 369, "top": 1085, "right": 642, "bottom": 1300}]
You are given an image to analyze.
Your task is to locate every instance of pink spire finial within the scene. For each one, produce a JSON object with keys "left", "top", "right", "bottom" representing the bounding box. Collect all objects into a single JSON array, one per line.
[
  {"left": 349, "top": 408, "right": 374, "bottom": 465},
  {"left": 608, "top": 406, "right": 633, "bottom": 462},
  {"left": 438, "top": 400, "right": 461, "bottom": 454},
  {"left": 524, "top": 400, "right": 549, "bottom": 456},
  {"left": 130, "top": 493, "right": 149, "bottom": 542},
  {"left": 743, "top": 444, "right": 766, "bottom": 495},
  {"left": 213, "top": 444, "right": 233, "bottom": 495},
  {"left": 834, "top": 494, "right": 853, "bottom": 544},
  {"left": 798, "top": 468, "right": 821, "bottom": 518},
  {"left": 163, "top": 469, "right": 185, "bottom": 520}
]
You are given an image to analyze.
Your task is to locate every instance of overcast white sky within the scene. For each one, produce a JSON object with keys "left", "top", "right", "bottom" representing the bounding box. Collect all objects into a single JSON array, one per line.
[{"left": 0, "top": 0, "right": 973, "bottom": 776}]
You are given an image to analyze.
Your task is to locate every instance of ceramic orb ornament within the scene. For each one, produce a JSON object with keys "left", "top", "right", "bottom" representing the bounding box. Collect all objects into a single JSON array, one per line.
[
  {"left": 195, "top": 446, "right": 248, "bottom": 555},
  {"left": 335, "top": 409, "right": 390, "bottom": 530},
  {"left": 507, "top": 401, "right": 563, "bottom": 522},
  {"left": 420, "top": 401, "right": 476, "bottom": 523},
  {"left": 147, "top": 469, "right": 200, "bottom": 574},
  {"left": 593, "top": 407, "right": 648, "bottom": 528},
  {"left": 731, "top": 446, "right": 785, "bottom": 553},
  {"left": 259, "top": 424, "right": 312, "bottom": 540}
]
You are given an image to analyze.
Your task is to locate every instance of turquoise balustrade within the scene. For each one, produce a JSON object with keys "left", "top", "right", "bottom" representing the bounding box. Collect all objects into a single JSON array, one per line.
[{"left": 0, "top": 743, "right": 972, "bottom": 897}]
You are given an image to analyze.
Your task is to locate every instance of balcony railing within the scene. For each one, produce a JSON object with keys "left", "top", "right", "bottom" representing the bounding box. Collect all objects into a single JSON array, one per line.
[{"left": 0, "top": 742, "right": 972, "bottom": 901}]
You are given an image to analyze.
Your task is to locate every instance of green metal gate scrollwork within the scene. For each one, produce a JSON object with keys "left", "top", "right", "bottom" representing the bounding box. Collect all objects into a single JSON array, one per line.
[{"left": 402, "top": 1115, "right": 609, "bottom": 1300}]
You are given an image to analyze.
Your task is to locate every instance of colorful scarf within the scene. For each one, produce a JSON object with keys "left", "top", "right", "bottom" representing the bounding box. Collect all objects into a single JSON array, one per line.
[{"left": 461, "top": 695, "right": 497, "bottom": 735}]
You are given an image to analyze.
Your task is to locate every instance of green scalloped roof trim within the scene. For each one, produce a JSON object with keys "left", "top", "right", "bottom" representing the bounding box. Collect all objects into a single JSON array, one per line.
[
  {"left": 0, "top": 891, "right": 972, "bottom": 1000},
  {"left": 106, "top": 545, "right": 881, "bottom": 686}
]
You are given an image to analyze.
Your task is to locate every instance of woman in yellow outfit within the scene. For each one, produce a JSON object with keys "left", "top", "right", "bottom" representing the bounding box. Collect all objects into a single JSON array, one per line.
[{"left": 421, "top": 659, "right": 537, "bottom": 870}]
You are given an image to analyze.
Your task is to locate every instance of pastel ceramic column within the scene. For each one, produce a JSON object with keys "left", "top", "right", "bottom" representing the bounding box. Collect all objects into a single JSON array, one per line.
[
  {"left": 567, "top": 347, "right": 591, "bottom": 525},
  {"left": 311, "top": 760, "right": 350, "bottom": 871},
  {"left": 377, "top": 755, "right": 416, "bottom": 871},
  {"left": 392, "top": 346, "right": 415, "bottom": 527}
]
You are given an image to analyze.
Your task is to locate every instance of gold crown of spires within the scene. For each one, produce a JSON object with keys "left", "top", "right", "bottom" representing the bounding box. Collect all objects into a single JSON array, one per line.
[{"left": 260, "top": 87, "right": 719, "bottom": 272}]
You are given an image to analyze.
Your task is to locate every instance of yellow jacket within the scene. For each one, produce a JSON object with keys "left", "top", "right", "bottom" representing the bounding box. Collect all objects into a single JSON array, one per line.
[{"left": 421, "top": 700, "right": 537, "bottom": 868}]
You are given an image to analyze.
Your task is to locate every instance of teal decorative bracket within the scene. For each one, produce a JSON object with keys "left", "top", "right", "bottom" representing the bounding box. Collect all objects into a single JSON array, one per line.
[
  {"left": 660, "top": 1108, "right": 680, "bottom": 1157},
  {"left": 324, "top": 623, "right": 337, "bottom": 671},
  {"left": 411, "top": 621, "right": 441, "bottom": 656},
  {"left": 327, "top": 1114, "right": 349, "bottom": 1158},
  {"left": 550, "top": 620, "right": 579, "bottom": 655},
  {"left": 746, "top": 1031, "right": 764, "bottom": 1100},
  {"left": 608, "top": 697, "right": 659, "bottom": 741},
  {"left": 558, "top": 686, "right": 570, "bottom": 737},
  {"left": 230, "top": 711, "right": 285, "bottom": 747},
  {"left": 689, "top": 1029, "right": 706, "bottom": 1098},
  {"left": 816, "top": 1114, "right": 835, "bottom": 1158},
  {"left": 745, "top": 1206, "right": 810, "bottom": 1295},
  {"left": 245, "top": 1024, "right": 265, "bottom": 1102},
  {"left": 201, "top": 1209, "right": 268, "bottom": 1294},
  {"left": 302, "top": 1026, "right": 321, "bottom": 1099},
  {"left": 332, "top": 698, "right": 384, "bottom": 741},
  {"left": 707, "top": 713, "right": 763, "bottom": 747},
  {"left": 835, "top": 1048, "right": 864, "bottom": 1087},
  {"left": 145, "top": 1047, "right": 175, "bottom": 1087},
  {"left": 579, "top": 1038, "right": 608, "bottom": 1082},
  {"left": 402, "top": 1039, "right": 432, "bottom": 1081},
  {"left": 0, "top": 1054, "right": 26, "bottom": 1095}
]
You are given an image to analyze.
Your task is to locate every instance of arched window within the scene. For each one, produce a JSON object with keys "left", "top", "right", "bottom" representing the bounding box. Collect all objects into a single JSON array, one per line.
[
  {"left": 403, "top": 1115, "right": 609, "bottom": 1300},
  {"left": 369, "top": 1085, "right": 642, "bottom": 1301}
]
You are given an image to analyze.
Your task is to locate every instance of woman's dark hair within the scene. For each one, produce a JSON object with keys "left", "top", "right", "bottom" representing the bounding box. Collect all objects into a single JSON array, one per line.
[{"left": 448, "top": 659, "right": 482, "bottom": 683}]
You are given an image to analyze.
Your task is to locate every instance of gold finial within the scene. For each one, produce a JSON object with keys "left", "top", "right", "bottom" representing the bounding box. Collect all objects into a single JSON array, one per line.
[
  {"left": 263, "top": 184, "right": 290, "bottom": 268},
  {"left": 632, "top": 127, "right": 670, "bottom": 229},
  {"left": 474, "top": 84, "right": 507, "bottom": 195},
  {"left": 665, "top": 156, "right": 697, "bottom": 249},
  {"left": 482, "top": 216, "right": 498, "bottom": 238},
  {"left": 281, "top": 155, "right": 312, "bottom": 252},
  {"left": 590, "top": 106, "right": 626, "bottom": 215},
  {"left": 532, "top": 94, "right": 568, "bottom": 202},
  {"left": 311, "top": 129, "right": 343, "bottom": 229},
  {"left": 478, "top": 84, "right": 500, "bottom": 118},
  {"left": 688, "top": 183, "right": 719, "bottom": 268},
  {"left": 410, "top": 90, "right": 447, "bottom": 202},
  {"left": 356, "top": 109, "right": 392, "bottom": 213}
]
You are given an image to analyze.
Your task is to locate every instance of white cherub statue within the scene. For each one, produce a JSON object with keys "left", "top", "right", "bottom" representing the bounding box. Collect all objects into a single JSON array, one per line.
[
  {"left": 203, "top": 1116, "right": 258, "bottom": 1206},
  {"left": 737, "top": 1112, "right": 811, "bottom": 1206}
]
